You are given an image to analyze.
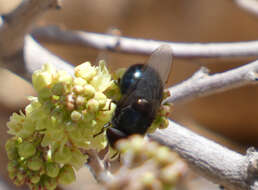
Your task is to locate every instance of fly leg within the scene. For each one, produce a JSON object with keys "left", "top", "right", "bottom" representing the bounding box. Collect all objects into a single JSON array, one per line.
[
  {"left": 93, "top": 122, "right": 111, "bottom": 137},
  {"left": 99, "top": 100, "right": 117, "bottom": 111}
]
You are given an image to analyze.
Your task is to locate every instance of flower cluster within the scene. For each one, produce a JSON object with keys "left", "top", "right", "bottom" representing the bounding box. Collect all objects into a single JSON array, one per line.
[
  {"left": 106, "top": 135, "right": 186, "bottom": 190},
  {"left": 6, "top": 61, "right": 117, "bottom": 189},
  {"left": 5, "top": 61, "right": 171, "bottom": 190},
  {"left": 147, "top": 90, "right": 171, "bottom": 133}
]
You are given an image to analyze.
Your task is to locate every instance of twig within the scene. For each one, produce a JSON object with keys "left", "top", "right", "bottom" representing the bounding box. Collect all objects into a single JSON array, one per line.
[
  {"left": 0, "top": 35, "right": 73, "bottom": 82},
  {"left": 32, "top": 25, "right": 258, "bottom": 59},
  {"left": 0, "top": 0, "right": 110, "bottom": 186},
  {"left": 85, "top": 150, "right": 114, "bottom": 184},
  {"left": 234, "top": 0, "right": 258, "bottom": 17},
  {"left": 2, "top": 2, "right": 258, "bottom": 188},
  {"left": 149, "top": 120, "right": 258, "bottom": 190},
  {"left": 20, "top": 38, "right": 258, "bottom": 189},
  {"left": 165, "top": 60, "right": 258, "bottom": 104},
  {"left": 0, "top": 0, "right": 60, "bottom": 57},
  {"left": 0, "top": 0, "right": 61, "bottom": 81},
  {"left": 14, "top": 36, "right": 258, "bottom": 190},
  {"left": 9, "top": 33, "right": 258, "bottom": 188},
  {"left": 24, "top": 35, "right": 74, "bottom": 81}
]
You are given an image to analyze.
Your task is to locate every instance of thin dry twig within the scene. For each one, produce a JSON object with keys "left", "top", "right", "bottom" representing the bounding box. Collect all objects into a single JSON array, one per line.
[
  {"left": 11, "top": 31, "right": 258, "bottom": 190},
  {"left": 32, "top": 25, "right": 258, "bottom": 59},
  {"left": 85, "top": 150, "right": 114, "bottom": 184},
  {"left": 9, "top": 35, "right": 258, "bottom": 189},
  {"left": 24, "top": 35, "right": 74, "bottom": 81},
  {"left": 149, "top": 120, "right": 258, "bottom": 190},
  {"left": 2, "top": 1, "right": 258, "bottom": 189},
  {"left": 0, "top": 0, "right": 106, "bottom": 186},
  {"left": 0, "top": 0, "right": 60, "bottom": 57},
  {"left": 21, "top": 37, "right": 258, "bottom": 189},
  {"left": 0, "top": 0, "right": 61, "bottom": 80},
  {"left": 165, "top": 60, "right": 258, "bottom": 104}
]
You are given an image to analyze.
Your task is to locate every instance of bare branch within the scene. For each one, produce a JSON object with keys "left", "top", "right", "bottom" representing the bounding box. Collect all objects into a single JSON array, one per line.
[
  {"left": 32, "top": 26, "right": 258, "bottom": 59},
  {"left": 165, "top": 60, "right": 258, "bottom": 104},
  {"left": 30, "top": 27, "right": 258, "bottom": 106},
  {"left": 3, "top": 4, "right": 258, "bottom": 188},
  {"left": 21, "top": 38, "right": 258, "bottom": 189},
  {"left": 0, "top": 35, "right": 73, "bottom": 82},
  {"left": 234, "top": 0, "right": 258, "bottom": 17},
  {"left": 23, "top": 35, "right": 74, "bottom": 81},
  {"left": 149, "top": 120, "right": 258, "bottom": 190},
  {"left": 0, "top": 0, "right": 60, "bottom": 58},
  {"left": 85, "top": 150, "right": 114, "bottom": 184},
  {"left": 0, "top": 0, "right": 62, "bottom": 82},
  {"left": 15, "top": 36, "right": 258, "bottom": 189},
  {"left": 11, "top": 27, "right": 258, "bottom": 188}
]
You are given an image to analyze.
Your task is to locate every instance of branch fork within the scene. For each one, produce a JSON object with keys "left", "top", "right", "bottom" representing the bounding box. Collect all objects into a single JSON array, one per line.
[{"left": 2, "top": 1, "right": 258, "bottom": 190}]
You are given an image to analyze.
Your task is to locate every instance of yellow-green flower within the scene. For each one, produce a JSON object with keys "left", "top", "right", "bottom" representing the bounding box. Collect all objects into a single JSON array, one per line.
[{"left": 6, "top": 61, "right": 117, "bottom": 190}]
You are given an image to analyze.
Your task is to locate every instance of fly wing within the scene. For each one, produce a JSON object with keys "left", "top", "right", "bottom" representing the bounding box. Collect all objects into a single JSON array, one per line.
[
  {"left": 147, "top": 44, "right": 173, "bottom": 85},
  {"left": 117, "top": 45, "right": 173, "bottom": 109}
]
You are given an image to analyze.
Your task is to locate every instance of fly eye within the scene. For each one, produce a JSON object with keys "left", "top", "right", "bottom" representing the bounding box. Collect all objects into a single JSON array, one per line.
[{"left": 132, "top": 98, "right": 151, "bottom": 113}]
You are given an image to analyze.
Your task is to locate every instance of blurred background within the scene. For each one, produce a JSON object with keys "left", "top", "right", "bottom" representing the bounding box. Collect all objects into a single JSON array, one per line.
[{"left": 1, "top": 0, "right": 258, "bottom": 189}]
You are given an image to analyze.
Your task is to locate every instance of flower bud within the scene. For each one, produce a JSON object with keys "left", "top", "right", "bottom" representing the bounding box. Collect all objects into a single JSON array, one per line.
[
  {"left": 75, "top": 62, "right": 96, "bottom": 81},
  {"left": 70, "top": 149, "right": 88, "bottom": 170},
  {"left": 158, "top": 117, "right": 169, "bottom": 129},
  {"left": 65, "top": 93, "right": 75, "bottom": 111},
  {"left": 53, "top": 146, "right": 72, "bottom": 164},
  {"left": 18, "top": 141, "right": 36, "bottom": 159},
  {"left": 7, "top": 161, "right": 17, "bottom": 173},
  {"left": 155, "top": 147, "right": 172, "bottom": 165},
  {"left": 52, "top": 82, "right": 66, "bottom": 96},
  {"left": 14, "top": 171, "right": 26, "bottom": 186},
  {"left": 141, "top": 172, "right": 155, "bottom": 186},
  {"left": 17, "top": 171, "right": 25, "bottom": 182},
  {"left": 160, "top": 161, "right": 185, "bottom": 186},
  {"left": 38, "top": 88, "right": 52, "bottom": 100},
  {"left": 43, "top": 177, "right": 58, "bottom": 190},
  {"left": 19, "top": 119, "right": 35, "bottom": 138},
  {"left": 71, "top": 111, "right": 82, "bottom": 121},
  {"left": 75, "top": 95, "right": 86, "bottom": 106},
  {"left": 57, "top": 70, "right": 72, "bottom": 84},
  {"left": 41, "top": 133, "right": 52, "bottom": 147},
  {"left": 96, "top": 102, "right": 116, "bottom": 122},
  {"left": 9, "top": 170, "right": 16, "bottom": 180},
  {"left": 74, "top": 77, "right": 87, "bottom": 86},
  {"left": 83, "top": 84, "right": 95, "bottom": 98},
  {"left": 94, "top": 92, "right": 107, "bottom": 108},
  {"left": 32, "top": 71, "right": 52, "bottom": 92},
  {"left": 130, "top": 136, "right": 145, "bottom": 152},
  {"left": 58, "top": 165, "right": 76, "bottom": 185},
  {"left": 7, "top": 113, "right": 25, "bottom": 136},
  {"left": 28, "top": 157, "right": 43, "bottom": 171},
  {"left": 31, "top": 175, "right": 40, "bottom": 184},
  {"left": 86, "top": 99, "right": 99, "bottom": 112},
  {"left": 5, "top": 139, "right": 18, "bottom": 160},
  {"left": 46, "top": 162, "right": 60, "bottom": 178},
  {"left": 160, "top": 105, "right": 171, "bottom": 117},
  {"left": 73, "top": 85, "right": 84, "bottom": 94}
]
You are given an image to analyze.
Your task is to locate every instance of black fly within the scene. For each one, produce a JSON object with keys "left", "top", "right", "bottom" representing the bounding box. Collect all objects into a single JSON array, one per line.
[{"left": 105, "top": 44, "right": 173, "bottom": 147}]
